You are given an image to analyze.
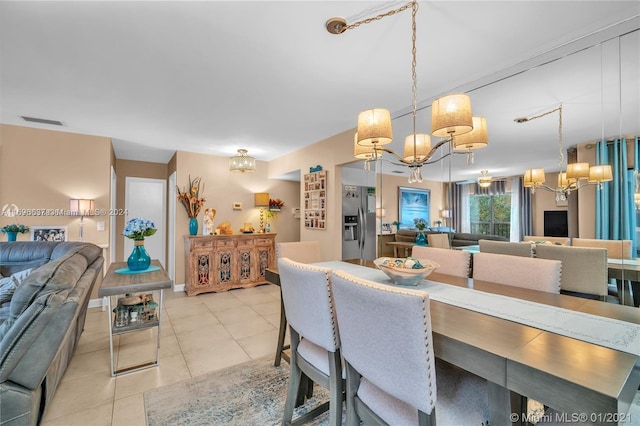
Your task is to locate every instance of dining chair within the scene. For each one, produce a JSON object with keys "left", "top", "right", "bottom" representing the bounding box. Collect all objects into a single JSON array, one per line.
[
  {"left": 571, "top": 238, "right": 633, "bottom": 304},
  {"left": 426, "top": 233, "right": 451, "bottom": 249},
  {"left": 277, "top": 258, "right": 343, "bottom": 426},
  {"left": 331, "top": 269, "right": 489, "bottom": 426},
  {"left": 331, "top": 269, "right": 438, "bottom": 425},
  {"left": 273, "top": 241, "right": 322, "bottom": 367},
  {"left": 472, "top": 252, "right": 561, "bottom": 293},
  {"left": 479, "top": 239, "right": 533, "bottom": 257},
  {"left": 571, "top": 238, "right": 632, "bottom": 259},
  {"left": 411, "top": 246, "right": 471, "bottom": 278},
  {"left": 276, "top": 241, "right": 322, "bottom": 264},
  {"left": 523, "top": 235, "right": 571, "bottom": 246},
  {"left": 535, "top": 244, "right": 611, "bottom": 301}
]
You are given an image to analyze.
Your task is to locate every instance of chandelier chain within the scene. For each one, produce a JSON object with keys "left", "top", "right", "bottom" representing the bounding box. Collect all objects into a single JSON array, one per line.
[
  {"left": 344, "top": 1, "right": 413, "bottom": 31},
  {"left": 411, "top": 1, "right": 418, "bottom": 162}
]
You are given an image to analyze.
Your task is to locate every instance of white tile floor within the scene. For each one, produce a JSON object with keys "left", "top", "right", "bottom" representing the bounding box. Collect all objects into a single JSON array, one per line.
[{"left": 41, "top": 284, "right": 287, "bottom": 426}]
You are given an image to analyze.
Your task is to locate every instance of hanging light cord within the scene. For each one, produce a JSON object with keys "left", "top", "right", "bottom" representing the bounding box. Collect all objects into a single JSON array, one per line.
[
  {"left": 522, "top": 104, "right": 564, "bottom": 171},
  {"left": 341, "top": 1, "right": 413, "bottom": 31}
]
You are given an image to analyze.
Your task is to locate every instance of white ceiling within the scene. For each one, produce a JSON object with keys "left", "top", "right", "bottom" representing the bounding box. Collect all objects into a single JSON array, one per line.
[{"left": 1, "top": 1, "right": 639, "bottom": 182}]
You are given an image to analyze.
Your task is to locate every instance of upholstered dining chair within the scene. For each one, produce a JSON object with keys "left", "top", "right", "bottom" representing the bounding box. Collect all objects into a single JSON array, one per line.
[
  {"left": 472, "top": 252, "right": 561, "bottom": 293},
  {"left": 274, "top": 241, "right": 322, "bottom": 366},
  {"left": 277, "top": 258, "right": 343, "bottom": 426},
  {"left": 535, "top": 244, "right": 611, "bottom": 301},
  {"left": 331, "top": 269, "right": 439, "bottom": 425},
  {"left": 331, "top": 269, "right": 489, "bottom": 426},
  {"left": 411, "top": 246, "right": 471, "bottom": 278},
  {"left": 571, "top": 238, "right": 632, "bottom": 259},
  {"left": 570, "top": 238, "right": 634, "bottom": 304},
  {"left": 276, "top": 241, "right": 322, "bottom": 264},
  {"left": 523, "top": 235, "right": 571, "bottom": 246},
  {"left": 479, "top": 239, "right": 533, "bottom": 257},
  {"left": 426, "top": 233, "right": 451, "bottom": 249}
]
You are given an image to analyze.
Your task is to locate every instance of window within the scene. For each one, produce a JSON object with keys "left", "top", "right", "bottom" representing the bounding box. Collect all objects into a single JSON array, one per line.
[{"left": 469, "top": 193, "right": 511, "bottom": 237}]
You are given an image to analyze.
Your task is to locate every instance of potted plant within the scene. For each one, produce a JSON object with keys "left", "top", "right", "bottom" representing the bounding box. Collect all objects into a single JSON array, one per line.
[
  {"left": 391, "top": 220, "right": 401, "bottom": 234},
  {"left": 413, "top": 218, "right": 428, "bottom": 246},
  {"left": 1, "top": 224, "right": 30, "bottom": 241},
  {"left": 122, "top": 217, "right": 157, "bottom": 271}
]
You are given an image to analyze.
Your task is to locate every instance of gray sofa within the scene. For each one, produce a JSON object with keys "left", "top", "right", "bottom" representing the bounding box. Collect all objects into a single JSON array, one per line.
[
  {"left": 0, "top": 241, "right": 104, "bottom": 426},
  {"left": 395, "top": 229, "right": 507, "bottom": 247}
]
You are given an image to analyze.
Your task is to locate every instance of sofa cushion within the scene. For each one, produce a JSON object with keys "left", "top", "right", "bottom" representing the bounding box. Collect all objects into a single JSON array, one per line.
[
  {"left": 8, "top": 254, "right": 88, "bottom": 322},
  {"left": 0, "top": 268, "right": 33, "bottom": 305},
  {"left": 0, "top": 241, "right": 59, "bottom": 277}
]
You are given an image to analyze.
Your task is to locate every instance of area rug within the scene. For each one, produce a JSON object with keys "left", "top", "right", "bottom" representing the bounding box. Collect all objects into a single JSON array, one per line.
[{"left": 144, "top": 356, "right": 492, "bottom": 425}]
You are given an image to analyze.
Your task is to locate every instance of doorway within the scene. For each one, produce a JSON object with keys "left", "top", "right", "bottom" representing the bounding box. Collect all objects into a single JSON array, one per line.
[{"left": 124, "top": 177, "right": 167, "bottom": 267}]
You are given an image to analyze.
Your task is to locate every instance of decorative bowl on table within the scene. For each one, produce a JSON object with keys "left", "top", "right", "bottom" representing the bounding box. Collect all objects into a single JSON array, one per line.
[{"left": 373, "top": 257, "right": 439, "bottom": 286}]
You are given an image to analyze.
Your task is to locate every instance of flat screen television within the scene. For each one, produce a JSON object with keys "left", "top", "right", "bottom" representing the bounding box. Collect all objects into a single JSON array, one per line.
[{"left": 544, "top": 211, "right": 568, "bottom": 237}]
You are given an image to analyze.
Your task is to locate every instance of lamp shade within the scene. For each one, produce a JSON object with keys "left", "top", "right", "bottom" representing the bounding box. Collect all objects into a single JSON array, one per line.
[
  {"left": 375, "top": 208, "right": 386, "bottom": 218},
  {"left": 523, "top": 168, "right": 545, "bottom": 187},
  {"left": 354, "top": 133, "right": 376, "bottom": 159},
  {"left": 588, "top": 165, "right": 613, "bottom": 183},
  {"left": 69, "top": 199, "right": 94, "bottom": 216},
  {"left": 254, "top": 192, "right": 270, "bottom": 207},
  {"left": 402, "top": 133, "right": 431, "bottom": 163},
  {"left": 357, "top": 108, "right": 393, "bottom": 146},
  {"left": 441, "top": 209, "right": 451, "bottom": 219},
  {"left": 566, "top": 162, "right": 590, "bottom": 180},
  {"left": 230, "top": 149, "right": 256, "bottom": 173},
  {"left": 558, "top": 172, "right": 574, "bottom": 188},
  {"left": 431, "top": 94, "right": 473, "bottom": 138},
  {"left": 453, "top": 116, "right": 488, "bottom": 151}
]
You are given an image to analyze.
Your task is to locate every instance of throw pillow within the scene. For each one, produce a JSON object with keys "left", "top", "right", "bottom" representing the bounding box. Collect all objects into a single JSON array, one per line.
[{"left": 0, "top": 268, "right": 33, "bottom": 305}]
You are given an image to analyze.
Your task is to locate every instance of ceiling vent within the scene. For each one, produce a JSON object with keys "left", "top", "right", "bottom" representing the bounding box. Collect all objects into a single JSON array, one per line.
[{"left": 20, "top": 116, "right": 63, "bottom": 126}]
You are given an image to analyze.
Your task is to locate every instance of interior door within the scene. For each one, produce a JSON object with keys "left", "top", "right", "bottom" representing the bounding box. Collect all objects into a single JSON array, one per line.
[{"left": 124, "top": 177, "right": 166, "bottom": 267}]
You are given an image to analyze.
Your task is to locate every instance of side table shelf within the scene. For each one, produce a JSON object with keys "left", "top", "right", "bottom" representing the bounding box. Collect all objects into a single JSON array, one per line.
[
  {"left": 98, "top": 260, "right": 172, "bottom": 377},
  {"left": 111, "top": 318, "right": 159, "bottom": 335}
]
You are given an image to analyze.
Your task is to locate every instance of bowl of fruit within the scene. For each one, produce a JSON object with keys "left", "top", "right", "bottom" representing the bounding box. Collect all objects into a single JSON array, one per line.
[{"left": 373, "top": 257, "right": 439, "bottom": 286}]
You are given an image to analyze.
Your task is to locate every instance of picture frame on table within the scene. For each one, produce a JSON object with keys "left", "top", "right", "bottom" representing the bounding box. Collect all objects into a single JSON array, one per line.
[{"left": 31, "top": 226, "right": 68, "bottom": 242}]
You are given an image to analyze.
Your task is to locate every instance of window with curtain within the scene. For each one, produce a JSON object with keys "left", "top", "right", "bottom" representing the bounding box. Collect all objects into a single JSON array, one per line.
[{"left": 469, "top": 193, "right": 511, "bottom": 237}]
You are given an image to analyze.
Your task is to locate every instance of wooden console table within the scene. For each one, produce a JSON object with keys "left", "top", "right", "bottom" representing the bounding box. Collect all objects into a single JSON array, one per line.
[{"left": 184, "top": 233, "right": 276, "bottom": 296}]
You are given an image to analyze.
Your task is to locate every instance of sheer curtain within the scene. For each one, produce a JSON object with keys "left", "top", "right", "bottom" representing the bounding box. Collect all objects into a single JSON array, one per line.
[{"left": 510, "top": 177, "right": 520, "bottom": 242}]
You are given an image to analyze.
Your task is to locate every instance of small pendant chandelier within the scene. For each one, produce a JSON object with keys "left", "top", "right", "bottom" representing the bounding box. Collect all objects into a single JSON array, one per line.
[{"left": 229, "top": 149, "right": 256, "bottom": 173}]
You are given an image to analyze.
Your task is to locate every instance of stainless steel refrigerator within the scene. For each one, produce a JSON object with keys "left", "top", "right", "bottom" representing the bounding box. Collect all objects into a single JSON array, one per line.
[{"left": 342, "top": 185, "right": 377, "bottom": 260}]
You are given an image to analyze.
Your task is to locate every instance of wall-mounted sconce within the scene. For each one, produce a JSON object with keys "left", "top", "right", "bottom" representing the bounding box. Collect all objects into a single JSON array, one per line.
[
  {"left": 254, "top": 192, "right": 270, "bottom": 233},
  {"left": 69, "top": 198, "right": 94, "bottom": 241}
]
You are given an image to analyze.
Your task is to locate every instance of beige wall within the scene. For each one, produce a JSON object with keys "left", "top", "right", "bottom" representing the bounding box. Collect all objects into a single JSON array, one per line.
[
  {"left": 0, "top": 124, "right": 112, "bottom": 298},
  {"left": 173, "top": 150, "right": 300, "bottom": 285},
  {"left": 0, "top": 124, "right": 112, "bottom": 245}
]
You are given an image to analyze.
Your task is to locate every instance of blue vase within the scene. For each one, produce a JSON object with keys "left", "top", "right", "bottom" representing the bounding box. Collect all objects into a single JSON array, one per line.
[
  {"left": 127, "top": 241, "right": 151, "bottom": 271},
  {"left": 415, "top": 231, "right": 427, "bottom": 246},
  {"left": 6, "top": 232, "right": 17, "bottom": 242},
  {"left": 189, "top": 217, "right": 198, "bottom": 236}
]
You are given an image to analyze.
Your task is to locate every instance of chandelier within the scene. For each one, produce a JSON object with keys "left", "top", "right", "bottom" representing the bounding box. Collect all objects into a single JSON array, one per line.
[
  {"left": 229, "top": 149, "right": 256, "bottom": 173},
  {"left": 518, "top": 104, "right": 612, "bottom": 201},
  {"left": 478, "top": 170, "right": 492, "bottom": 188},
  {"left": 327, "top": 1, "right": 487, "bottom": 184}
]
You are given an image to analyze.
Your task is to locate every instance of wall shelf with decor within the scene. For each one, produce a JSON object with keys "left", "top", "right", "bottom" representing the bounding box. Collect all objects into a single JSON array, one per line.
[{"left": 303, "top": 170, "right": 327, "bottom": 230}]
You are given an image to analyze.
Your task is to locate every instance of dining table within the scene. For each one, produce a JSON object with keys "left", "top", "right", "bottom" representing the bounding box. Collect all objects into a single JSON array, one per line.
[{"left": 266, "top": 259, "right": 640, "bottom": 426}]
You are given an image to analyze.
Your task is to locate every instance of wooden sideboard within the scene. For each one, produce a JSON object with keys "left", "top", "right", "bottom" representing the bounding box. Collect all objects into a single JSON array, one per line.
[{"left": 184, "top": 234, "right": 276, "bottom": 296}]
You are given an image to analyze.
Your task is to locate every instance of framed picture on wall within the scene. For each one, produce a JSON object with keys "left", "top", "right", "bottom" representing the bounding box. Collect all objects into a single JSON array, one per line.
[
  {"left": 31, "top": 226, "right": 68, "bottom": 242},
  {"left": 398, "top": 186, "right": 430, "bottom": 229}
]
